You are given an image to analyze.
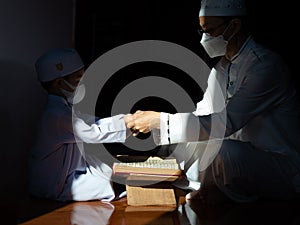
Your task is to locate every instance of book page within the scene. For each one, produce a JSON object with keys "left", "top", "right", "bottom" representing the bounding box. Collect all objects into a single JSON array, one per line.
[{"left": 113, "top": 156, "right": 181, "bottom": 177}]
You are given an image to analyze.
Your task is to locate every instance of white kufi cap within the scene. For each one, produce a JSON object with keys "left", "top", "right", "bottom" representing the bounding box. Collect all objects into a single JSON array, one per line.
[
  {"left": 35, "top": 48, "right": 84, "bottom": 82},
  {"left": 199, "top": 0, "right": 247, "bottom": 16}
]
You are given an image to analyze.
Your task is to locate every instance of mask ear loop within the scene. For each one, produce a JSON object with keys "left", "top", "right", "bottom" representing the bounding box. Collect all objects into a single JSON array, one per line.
[
  {"left": 63, "top": 79, "right": 76, "bottom": 91},
  {"left": 222, "top": 21, "right": 235, "bottom": 42}
]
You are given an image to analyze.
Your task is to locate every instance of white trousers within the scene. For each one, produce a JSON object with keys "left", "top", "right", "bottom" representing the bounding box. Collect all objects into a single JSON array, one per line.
[
  {"left": 168, "top": 139, "right": 300, "bottom": 202},
  {"left": 58, "top": 163, "right": 115, "bottom": 202}
]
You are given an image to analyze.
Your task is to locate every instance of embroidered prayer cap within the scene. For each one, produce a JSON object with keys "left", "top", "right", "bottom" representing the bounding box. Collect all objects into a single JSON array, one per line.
[
  {"left": 199, "top": 0, "right": 247, "bottom": 16},
  {"left": 35, "top": 48, "right": 84, "bottom": 82}
]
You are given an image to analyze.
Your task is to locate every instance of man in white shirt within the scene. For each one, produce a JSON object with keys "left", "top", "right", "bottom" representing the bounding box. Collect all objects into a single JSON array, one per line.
[
  {"left": 126, "top": 0, "right": 300, "bottom": 203},
  {"left": 29, "top": 48, "right": 131, "bottom": 202}
]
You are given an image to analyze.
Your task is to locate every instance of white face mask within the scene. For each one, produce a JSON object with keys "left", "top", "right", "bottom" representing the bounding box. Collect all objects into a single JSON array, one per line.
[
  {"left": 60, "top": 79, "right": 85, "bottom": 105},
  {"left": 200, "top": 33, "right": 228, "bottom": 58},
  {"left": 200, "top": 23, "right": 233, "bottom": 58}
]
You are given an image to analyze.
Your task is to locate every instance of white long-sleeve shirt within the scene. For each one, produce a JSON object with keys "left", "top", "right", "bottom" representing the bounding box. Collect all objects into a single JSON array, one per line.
[
  {"left": 158, "top": 36, "right": 300, "bottom": 159},
  {"left": 29, "top": 95, "right": 127, "bottom": 201}
]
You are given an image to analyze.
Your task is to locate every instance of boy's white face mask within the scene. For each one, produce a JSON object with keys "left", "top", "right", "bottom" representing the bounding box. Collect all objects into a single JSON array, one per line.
[{"left": 60, "top": 79, "right": 85, "bottom": 105}]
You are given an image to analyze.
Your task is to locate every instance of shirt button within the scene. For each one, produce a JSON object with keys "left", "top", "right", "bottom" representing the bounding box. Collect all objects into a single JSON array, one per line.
[{"left": 229, "top": 81, "right": 234, "bottom": 85}]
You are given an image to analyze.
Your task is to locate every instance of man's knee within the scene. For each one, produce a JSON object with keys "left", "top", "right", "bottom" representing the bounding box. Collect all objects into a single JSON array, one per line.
[{"left": 216, "top": 139, "right": 249, "bottom": 163}]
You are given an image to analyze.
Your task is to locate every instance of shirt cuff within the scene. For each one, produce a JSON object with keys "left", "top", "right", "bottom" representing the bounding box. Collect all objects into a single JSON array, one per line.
[
  {"left": 157, "top": 112, "right": 200, "bottom": 145},
  {"left": 96, "top": 114, "right": 126, "bottom": 133},
  {"left": 156, "top": 112, "right": 169, "bottom": 145}
]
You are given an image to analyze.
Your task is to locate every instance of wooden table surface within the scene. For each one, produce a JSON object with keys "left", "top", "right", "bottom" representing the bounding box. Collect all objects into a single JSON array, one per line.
[{"left": 17, "top": 189, "right": 300, "bottom": 225}]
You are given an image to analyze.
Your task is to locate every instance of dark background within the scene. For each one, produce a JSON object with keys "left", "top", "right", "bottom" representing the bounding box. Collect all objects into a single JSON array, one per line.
[
  {"left": 74, "top": 0, "right": 298, "bottom": 110},
  {"left": 74, "top": 0, "right": 297, "bottom": 78}
]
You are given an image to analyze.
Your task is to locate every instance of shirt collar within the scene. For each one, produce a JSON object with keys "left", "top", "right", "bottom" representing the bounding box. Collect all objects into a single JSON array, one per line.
[
  {"left": 48, "top": 94, "right": 69, "bottom": 107},
  {"left": 230, "top": 35, "right": 253, "bottom": 64}
]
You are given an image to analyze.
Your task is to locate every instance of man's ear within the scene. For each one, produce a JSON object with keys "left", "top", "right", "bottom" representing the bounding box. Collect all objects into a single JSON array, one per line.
[{"left": 231, "top": 18, "right": 242, "bottom": 33}]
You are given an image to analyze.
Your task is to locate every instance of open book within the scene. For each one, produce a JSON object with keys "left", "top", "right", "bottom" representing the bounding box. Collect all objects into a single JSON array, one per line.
[
  {"left": 113, "top": 156, "right": 182, "bottom": 182},
  {"left": 113, "top": 156, "right": 182, "bottom": 209}
]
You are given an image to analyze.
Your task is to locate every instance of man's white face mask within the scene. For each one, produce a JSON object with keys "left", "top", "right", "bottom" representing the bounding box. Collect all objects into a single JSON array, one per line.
[
  {"left": 200, "top": 22, "right": 233, "bottom": 58},
  {"left": 60, "top": 79, "right": 85, "bottom": 105}
]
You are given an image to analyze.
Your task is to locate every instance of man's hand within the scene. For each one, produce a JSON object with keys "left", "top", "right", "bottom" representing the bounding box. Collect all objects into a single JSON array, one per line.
[
  {"left": 124, "top": 114, "right": 139, "bottom": 136},
  {"left": 125, "top": 110, "right": 161, "bottom": 136}
]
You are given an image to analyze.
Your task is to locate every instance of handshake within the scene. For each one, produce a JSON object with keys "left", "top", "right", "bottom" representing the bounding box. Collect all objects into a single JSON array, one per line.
[{"left": 124, "top": 110, "right": 161, "bottom": 136}]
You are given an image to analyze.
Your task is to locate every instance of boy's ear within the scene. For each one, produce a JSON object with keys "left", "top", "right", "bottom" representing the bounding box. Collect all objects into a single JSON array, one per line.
[
  {"left": 49, "top": 78, "right": 63, "bottom": 91},
  {"left": 54, "top": 78, "right": 63, "bottom": 86}
]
